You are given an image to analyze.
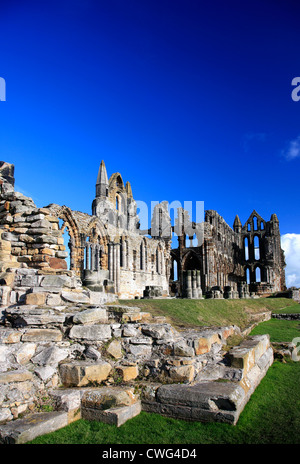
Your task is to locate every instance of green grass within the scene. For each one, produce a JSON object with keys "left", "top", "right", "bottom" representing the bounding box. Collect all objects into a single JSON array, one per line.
[
  {"left": 119, "top": 297, "right": 297, "bottom": 330},
  {"left": 271, "top": 302, "right": 300, "bottom": 314},
  {"left": 250, "top": 318, "right": 300, "bottom": 343},
  {"left": 28, "top": 297, "right": 300, "bottom": 445}
]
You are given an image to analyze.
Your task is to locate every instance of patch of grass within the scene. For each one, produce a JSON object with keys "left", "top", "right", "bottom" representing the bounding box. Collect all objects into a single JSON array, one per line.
[
  {"left": 119, "top": 298, "right": 296, "bottom": 330},
  {"left": 250, "top": 318, "right": 300, "bottom": 343},
  {"left": 271, "top": 302, "right": 300, "bottom": 314}
]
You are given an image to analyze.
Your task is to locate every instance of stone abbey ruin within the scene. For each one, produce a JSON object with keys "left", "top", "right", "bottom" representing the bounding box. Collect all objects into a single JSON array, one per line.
[{"left": 0, "top": 160, "right": 291, "bottom": 443}]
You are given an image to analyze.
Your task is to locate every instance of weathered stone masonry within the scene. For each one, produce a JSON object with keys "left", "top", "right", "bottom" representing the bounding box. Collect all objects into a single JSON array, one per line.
[
  {"left": 0, "top": 160, "right": 288, "bottom": 441},
  {"left": 170, "top": 208, "right": 286, "bottom": 299},
  {"left": 0, "top": 160, "right": 286, "bottom": 304}
]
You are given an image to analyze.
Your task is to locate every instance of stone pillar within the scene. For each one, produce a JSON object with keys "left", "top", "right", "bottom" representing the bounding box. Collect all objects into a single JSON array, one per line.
[
  {"left": 85, "top": 243, "right": 90, "bottom": 270},
  {"left": 141, "top": 244, "right": 145, "bottom": 271},
  {"left": 109, "top": 243, "right": 114, "bottom": 281},
  {"left": 186, "top": 270, "right": 192, "bottom": 299},
  {"left": 161, "top": 251, "right": 165, "bottom": 276},
  {"left": 196, "top": 270, "right": 203, "bottom": 298},
  {"left": 122, "top": 240, "right": 126, "bottom": 269},
  {"left": 90, "top": 244, "right": 95, "bottom": 271},
  {"left": 95, "top": 245, "right": 100, "bottom": 271},
  {"left": 115, "top": 243, "right": 120, "bottom": 293},
  {"left": 192, "top": 270, "right": 197, "bottom": 298}
]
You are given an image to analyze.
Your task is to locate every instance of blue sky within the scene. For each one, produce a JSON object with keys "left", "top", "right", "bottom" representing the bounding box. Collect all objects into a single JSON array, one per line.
[{"left": 0, "top": 0, "right": 300, "bottom": 284}]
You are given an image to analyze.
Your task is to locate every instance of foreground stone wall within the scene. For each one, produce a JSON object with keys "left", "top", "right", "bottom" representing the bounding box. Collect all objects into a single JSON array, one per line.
[{"left": 0, "top": 293, "right": 274, "bottom": 429}]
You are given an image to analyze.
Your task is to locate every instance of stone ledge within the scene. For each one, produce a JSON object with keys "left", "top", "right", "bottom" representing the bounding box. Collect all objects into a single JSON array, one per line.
[
  {"left": 81, "top": 401, "right": 141, "bottom": 427},
  {"left": 0, "top": 411, "right": 68, "bottom": 444}
]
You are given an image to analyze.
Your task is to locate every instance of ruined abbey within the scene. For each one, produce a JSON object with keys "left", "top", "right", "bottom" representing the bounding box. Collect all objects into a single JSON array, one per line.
[
  {"left": 0, "top": 160, "right": 286, "bottom": 304},
  {"left": 0, "top": 160, "right": 289, "bottom": 442}
]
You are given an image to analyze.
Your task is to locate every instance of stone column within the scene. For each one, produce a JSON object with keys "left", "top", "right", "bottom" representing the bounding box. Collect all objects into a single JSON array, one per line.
[
  {"left": 186, "top": 270, "right": 192, "bottom": 299},
  {"left": 122, "top": 240, "right": 126, "bottom": 269},
  {"left": 115, "top": 243, "right": 120, "bottom": 293},
  {"left": 161, "top": 251, "right": 165, "bottom": 276},
  {"left": 141, "top": 244, "right": 145, "bottom": 271},
  {"left": 95, "top": 245, "right": 100, "bottom": 271},
  {"left": 108, "top": 243, "right": 114, "bottom": 281},
  {"left": 85, "top": 243, "right": 90, "bottom": 270},
  {"left": 90, "top": 244, "right": 95, "bottom": 271},
  {"left": 196, "top": 270, "right": 202, "bottom": 298},
  {"left": 192, "top": 270, "right": 197, "bottom": 298}
]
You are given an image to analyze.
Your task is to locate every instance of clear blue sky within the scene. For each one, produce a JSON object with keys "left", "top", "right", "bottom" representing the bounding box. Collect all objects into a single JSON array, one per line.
[{"left": 1, "top": 0, "right": 300, "bottom": 238}]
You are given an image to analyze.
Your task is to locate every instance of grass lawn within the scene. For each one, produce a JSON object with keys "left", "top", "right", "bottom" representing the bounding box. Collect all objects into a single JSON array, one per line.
[
  {"left": 119, "top": 297, "right": 298, "bottom": 330},
  {"left": 28, "top": 298, "right": 300, "bottom": 445},
  {"left": 250, "top": 318, "right": 300, "bottom": 343}
]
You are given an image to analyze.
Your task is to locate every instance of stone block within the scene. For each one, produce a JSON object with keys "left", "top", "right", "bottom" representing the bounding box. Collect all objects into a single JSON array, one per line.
[
  {"left": 34, "top": 366, "right": 56, "bottom": 382},
  {"left": 250, "top": 335, "right": 270, "bottom": 361},
  {"left": 26, "top": 214, "right": 45, "bottom": 222},
  {"left": 0, "top": 409, "right": 13, "bottom": 424},
  {"left": 228, "top": 336, "right": 269, "bottom": 374},
  {"left": 122, "top": 324, "right": 140, "bottom": 337},
  {"left": 29, "top": 219, "right": 52, "bottom": 229},
  {"left": 72, "top": 307, "right": 108, "bottom": 325},
  {"left": 81, "top": 401, "right": 141, "bottom": 427},
  {"left": 48, "top": 258, "right": 68, "bottom": 270},
  {"left": 228, "top": 346, "right": 255, "bottom": 373},
  {"left": 50, "top": 388, "right": 82, "bottom": 422},
  {"left": 21, "top": 328, "right": 63, "bottom": 342},
  {"left": 5, "top": 307, "right": 66, "bottom": 327},
  {"left": 0, "top": 369, "right": 33, "bottom": 384},
  {"left": 173, "top": 339, "right": 195, "bottom": 357},
  {"left": 69, "top": 324, "right": 111, "bottom": 341},
  {"left": 156, "top": 381, "right": 245, "bottom": 413},
  {"left": 0, "top": 411, "right": 69, "bottom": 444},
  {"left": 122, "top": 312, "right": 142, "bottom": 322},
  {"left": 192, "top": 331, "right": 222, "bottom": 355},
  {"left": 31, "top": 346, "right": 69, "bottom": 367},
  {"left": 15, "top": 343, "right": 36, "bottom": 365},
  {"left": 61, "top": 290, "right": 90, "bottom": 304},
  {"left": 129, "top": 344, "right": 152, "bottom": 358},
  {"left": 115, "top": 365, "right": 139, "bottom": 382},
  {"left": 141, "top": 323, "right": 177, "bottom": 340},
  {"left": 0, "top": 329, "right": 22, "bottom": 344},
  {"left": 0, "top": 271, "right": 15, "bottom": 286},
  {"left": 81, "top": 387, "right": 137, "bottom": 410},
  {"left": 168, "top": 365, "right": 195, "bottom": 383},
  {"left": 46, "top": 293, "right": 62, "bottom": 306},
  {"left": 106, "top": 339, "right": 123, "bottom": 359},
  {"left": 25, "top": 292, "right": 47, "bottom": 306},
  {"left": 19, "top": 274, "right": 40, "bottom": 287},
  {"left": 59, "top": 361, "right": 112, "bottom": 387},
  {"left": 0, "top": 286, "right": 11, "bottom": 306},
  {"left": 0, "top": 344, "right": 10, "bottom": 363}
]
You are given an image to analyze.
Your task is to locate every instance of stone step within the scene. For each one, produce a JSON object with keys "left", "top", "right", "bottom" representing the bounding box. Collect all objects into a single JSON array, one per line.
[
  {"left": 142, "top": 381, "right": 243, "bottom": 425},
  {"left": 0, "top": 411, "right": 68, "bottom": 444},
  {"left": 81, "top": 401, "right": 142, "bottom": 427},
  {"left": 81, "top": 386, "right": 139, "bottom": 410},
  {"left": 50, "top": 385, "right": 142, "bottom": 428},
  {"left": 142, "top": 335, "right": 274, "bottom": 425}
]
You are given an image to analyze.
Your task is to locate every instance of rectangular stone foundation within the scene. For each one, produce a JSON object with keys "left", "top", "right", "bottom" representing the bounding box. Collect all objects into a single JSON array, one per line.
[{"left": 142, "top": 335, "right": 273, "bottom": 425}]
